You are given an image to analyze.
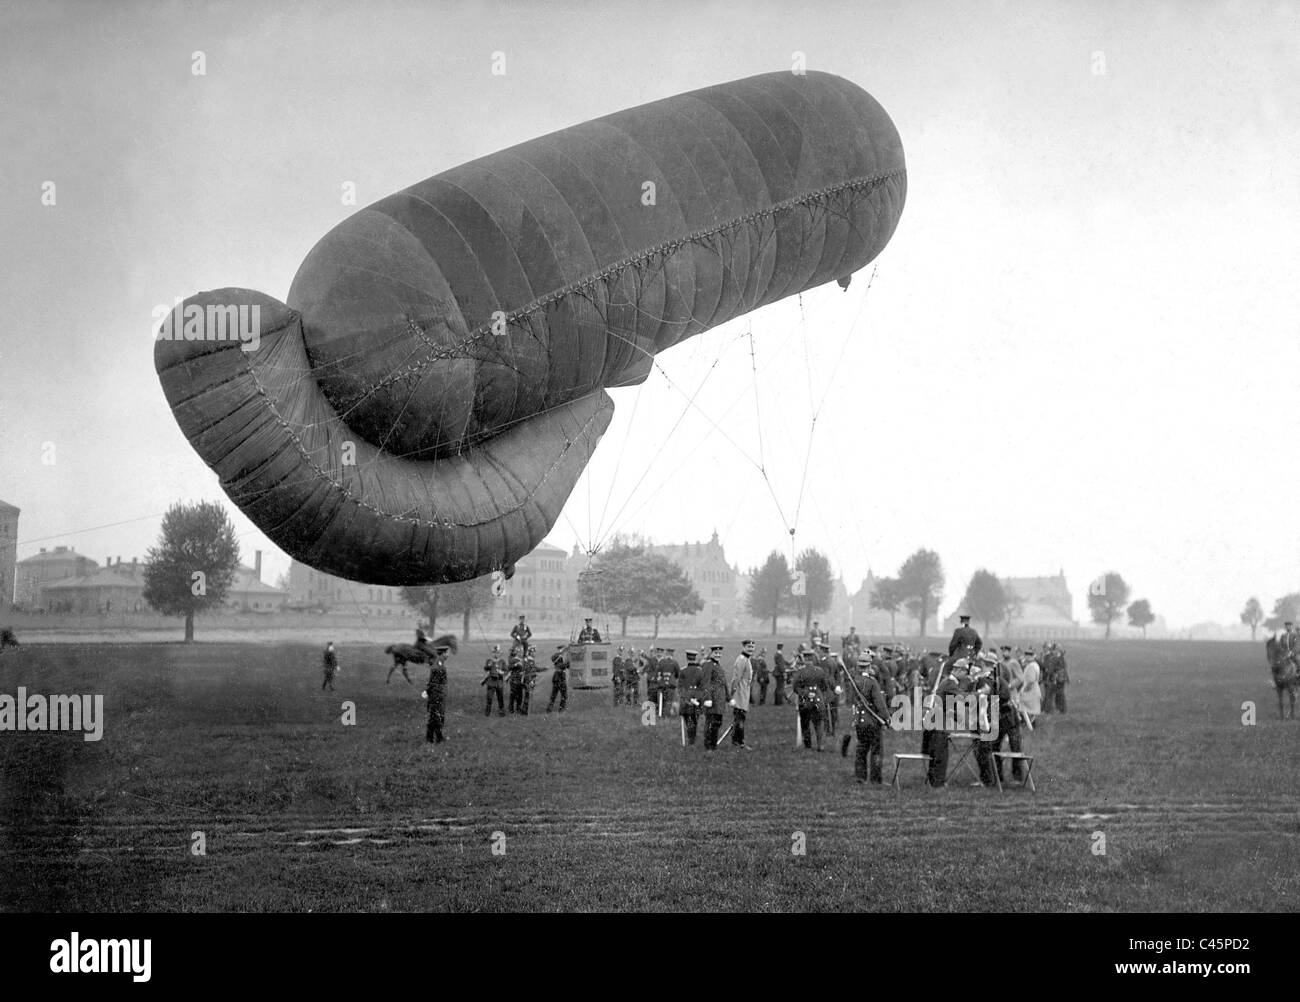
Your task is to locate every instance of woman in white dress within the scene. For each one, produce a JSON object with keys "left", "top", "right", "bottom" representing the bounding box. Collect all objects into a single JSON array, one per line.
[{"left": 1018, "top": 649, "right": 1042, "bottom": 723}]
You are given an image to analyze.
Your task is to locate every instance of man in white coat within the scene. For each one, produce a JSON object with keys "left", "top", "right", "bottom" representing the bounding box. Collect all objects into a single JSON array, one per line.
[{"left": 729, "top": 639, "right": 756, "bottom": 750}]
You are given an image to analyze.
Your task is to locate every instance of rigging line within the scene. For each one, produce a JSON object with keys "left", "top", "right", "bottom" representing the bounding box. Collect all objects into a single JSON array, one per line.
[
  {"left": 588, "top": 356, "right": 726, "bottom": 555},
  {"left": 15, "top": 511, "right": 172, "bottom": 548},
  {"left": 747, "top": 322, "right": 768, "bottom": 475},
  {"left": 798, "top": 292, "right": 815, "bottom": 415},
  {"left": 591, "top": 354, "right": 648, "bottom": 547},
  {"left": 791, "top": 268, "right": 878, "bottom": 534}
]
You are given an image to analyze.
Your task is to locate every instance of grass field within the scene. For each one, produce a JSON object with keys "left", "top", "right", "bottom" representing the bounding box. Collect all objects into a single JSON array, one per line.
[{"left": 0, "top": 636, "right": 1297, "bottom": 912}]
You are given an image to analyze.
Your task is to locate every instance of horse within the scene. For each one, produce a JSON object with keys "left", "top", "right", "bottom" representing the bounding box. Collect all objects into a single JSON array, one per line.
[
  {"left": 0, "top": 627, "right": 18, "bottom": 653},
  {"left": 385, "top": 634, "right": 457, "bottom": 684},
  {"left": 1264, "top": 634, "right": 1298, "bottom": 720}
]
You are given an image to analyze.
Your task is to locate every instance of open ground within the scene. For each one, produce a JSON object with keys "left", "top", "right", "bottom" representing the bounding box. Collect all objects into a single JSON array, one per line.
[{"left": 0, "top": 636, "right": 1296, "bottom": 911}]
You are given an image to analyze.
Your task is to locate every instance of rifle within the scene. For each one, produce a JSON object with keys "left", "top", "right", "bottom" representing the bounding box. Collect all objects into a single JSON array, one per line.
[{"left": 842, "top": 668, "right": 888, "bottom": 728}]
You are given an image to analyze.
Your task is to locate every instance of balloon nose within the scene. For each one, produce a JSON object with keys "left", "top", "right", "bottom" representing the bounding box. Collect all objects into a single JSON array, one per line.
[{"left": 153, "top": 288, "right": 297, "bottom": 371}]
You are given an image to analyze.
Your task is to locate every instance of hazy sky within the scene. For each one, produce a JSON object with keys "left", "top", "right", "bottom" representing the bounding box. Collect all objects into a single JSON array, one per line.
[{"left": 2, "top": 0, "right": 1298, "bottom": 627}]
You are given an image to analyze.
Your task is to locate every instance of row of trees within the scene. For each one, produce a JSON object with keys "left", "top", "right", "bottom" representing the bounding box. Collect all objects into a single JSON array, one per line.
[{"left": 1240, "top": 595, "right": 1300, "bottom": 640}]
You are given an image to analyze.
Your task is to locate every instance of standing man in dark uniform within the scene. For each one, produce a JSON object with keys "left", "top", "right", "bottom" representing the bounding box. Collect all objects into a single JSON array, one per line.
[
  {"left": 644, "top": 647, "right": 661, "bottom": 713},
  {"left": 612, "top": 646, "right": 626, "bottom": 706},
  {"left": 700, "top": 644, "right": 729, "bottom": 751},
  {"left": 510, "top": 615, "right": 531, "bottom": 656},
  {"left": 483, "top": 645, "right": 507, "bottom": 717},
  {"left": 847, "top": 655, "right": 889, "bottom": 783},
  {"left": 754, "top": 646, "right": 770, "bottom": 705},
  {"left": 321, "top": 641, "right": 339, "bottom": 691},
  {"left": 794, "top": 649, "right": 830, "bottom": 752},
  {"left": 424, "top": 641, "right": 451, "bottom": 744},
  {"left": 547, "top": 645, "right": 569, "bottom": 712},
  {"left": 521, "top": 646, "right": 540, "bottom": 715},
  {"left": 507, "top": 651, "right": 526, "bottom": 714},
  {"left": 578, "top": 618, "right": 602, "bottom": 643},
  {"left": 772, "top": 643, "right": 790, "bottom": 706},
  {"left": 948, "top": 614, "right": 982, "bottom": 658},
  {"left": 817, "top": 641, "right": 842, "bottom": 738},
  {"left": 922, "top": 658, "right": 960, "bottom": 786},
  {"left": 679, "top": 650, "right": 705, "bottom": 745},
  {"left": 658, "top": 648, "right": 681, "bottom": 716},
  {"left": 624, "top": 648, "right": 641, "bottom": 705}
]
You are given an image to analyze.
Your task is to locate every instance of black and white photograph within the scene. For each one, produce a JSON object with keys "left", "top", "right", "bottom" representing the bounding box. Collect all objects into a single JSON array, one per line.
[{"left": 0, "top": 0, "right": 1296, "bottom": 965}]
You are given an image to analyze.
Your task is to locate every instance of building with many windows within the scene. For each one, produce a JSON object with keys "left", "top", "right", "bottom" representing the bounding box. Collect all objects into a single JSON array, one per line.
[
  {"left": 15, "top": 545, "right": 99, "bottom": 609},
  {"left": 0, "top": 500, "right": 17, "bottom": 610}
]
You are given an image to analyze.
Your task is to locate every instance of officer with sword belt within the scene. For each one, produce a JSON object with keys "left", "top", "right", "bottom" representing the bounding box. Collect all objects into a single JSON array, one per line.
[{"left": 841, "top": 654, "right": 890, "bottom": 783}]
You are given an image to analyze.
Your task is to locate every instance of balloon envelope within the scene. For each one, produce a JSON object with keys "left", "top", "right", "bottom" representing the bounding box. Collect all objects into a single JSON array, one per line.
[{"left": 155, "top": 70, "right": 906, "bottom": 584}]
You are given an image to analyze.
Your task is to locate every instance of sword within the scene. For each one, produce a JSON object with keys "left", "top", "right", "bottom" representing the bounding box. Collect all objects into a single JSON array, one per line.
[
  {"left": 680, "top": 715, "right": 686, "bottom": 747},
  {"left": 717, "top": 723, "right": 732, "bottom": 745}
]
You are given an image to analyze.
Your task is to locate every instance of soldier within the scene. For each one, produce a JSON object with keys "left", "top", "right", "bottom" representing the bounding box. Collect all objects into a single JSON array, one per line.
[
  {"left": 658, "top": 647, "right": 681, "bottom": 716},
  {"left": 971, "top": 659, "right": 1002, "bottom": 787},
  {"left": 992, "top": 658, "right": 1024, "bottom": 784},
  {"left": 521, "top": 646, "right": 540, "bottom": 715},
  {"left": 754, "top": 646, "right": 770, "bottom": 705},
  {"left": 817, "top": 641, "right": 842, "bottom": 738},
  {"left": 482, "top": 645, "right": 507, "bottom": 717},
  {"left": 810, "top": 620, "right": 823, "bottom": 649},
  {"left": 507, "top": 650, "right": 526, "bottom": 714},
  {"left": 415, "top": 625, "right": 434, "bottom": 659},
  {"left": 842, "top": 627, "right": 861, "bottom": 661},
  {"left": 1047, "top": 643, "right": 1069, "bottom": 714},
  {"left": 612, "top": 646, "right": 626, "bottom": 706},
  {"left": 948, "top": 614, "right": 982, "bottom": 658},
  {"left": 729, "top": 639, "right": 756, "bottom": 749},
  {"left": 644, "top": 647, "right": 661, "bottom": 713},
  {"left": 772, "top": 643, "right": 790, "bottom": 706},
  {"left": 423, "top": 641, "right": 451, "bottom": 744},
  {"left": 679, "top": 650, "right": 705, "bottom": 745},
  {"left": 1040, "top": 642, "right": 1057, "bottom": 715},
  {"left": 547, "top": 645, "right": 569, "bottom": 712},
  {"left": 1018, "top": 648, "right": 1042, "bottom": 725},
  {"left": 578, "top": 617, "right": 602, "bottom": 643},
  {"left": 794, "top": 649, "right": 829, "bottom": 751},
  {"left": 700, "top": 645, "right": 730, "bottom": 751},
  {"left": 846, "top": 655, "right": 889, "bottom": 783},
  {"left": 321, "top": 641, "right": 339, "bottom": 691},
  {"left": 623, "top": 648, "right": 641, "bottom": 705},
  {"left": 921, "top": 658, "right": 960, "bottom": 786},
  {"left": 510, "top": 615, "right": 531, "bottom": 656}
]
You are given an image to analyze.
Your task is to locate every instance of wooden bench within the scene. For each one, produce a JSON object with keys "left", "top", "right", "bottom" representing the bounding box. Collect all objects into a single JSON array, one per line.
[
  {"left": 992, "top": 752, "right": 1036, "bottom": 792},
  {"left": 890, "top": 753, "right": 930, "bottom": 789}
]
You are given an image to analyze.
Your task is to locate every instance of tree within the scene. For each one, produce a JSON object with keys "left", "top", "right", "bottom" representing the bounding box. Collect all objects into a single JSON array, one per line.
[
  {"left": 794, "top": 548, "right": 834, "bottom": 634},
  {"left": 1127, "top": 598, "right": 1155, "bottom": 638},
  {"left": 869, "top": 577, "right": 904, "bottom": 639},
  {"left": 638, "top": 555, "right": 704, "bottom": 638},
  {"left": 747, "top": 552, "right": 794, "bottom": 636},
  {"left": 442, "top": 575, "right": 498, "bottom": 641},
  {"left": 1240, "top": 597, "right": 1264, "bottom": 640},
  {"left": 402, "top": 585, "right": 443, "bottom": 634},
  {"left": 576, "top": 543, "right": 702, "bottom": 637},
  {"left": 577, "top": 541, "right": 643, "bottom": 637},
  {"left": 1003, "top": 586, "right": 1024, "bottom": 639},
  {"left": 961, "top": 569, "right": 1007, "bottom": 636},
  {"left": 141, "top": 500, "right": 242, "bottom": 642},
  {"left": 1264, "top": 593, "right": 1300, "bottom": 633},
  {"left": 897, "top": 549, "right": 944, "bottom": 638},
  {"left": 1087, "top": 571, "right": 1131, "bottom": 639}
]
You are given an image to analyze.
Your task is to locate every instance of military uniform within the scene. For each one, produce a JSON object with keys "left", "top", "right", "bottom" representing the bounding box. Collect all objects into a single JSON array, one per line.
[
  {"left": 521, "top": 649, "right": 539, "bottom": 715},
  {"left": 510, "top": 619, "right": 532, "bottom": 656},
  {"left": 547, "top": 648, "right": 569, "bottom": 712},
  {"left": 645, "top": 649, "right": 662, "bottom": 712},
  {"left": 992, "top": 671, "right": 1023, "bottom": 782},
  {"left": 793, "top": 656, "right": 830, "bottom": 751},
  {"left": 611, "top": 649, "right": 626, "bottom": 705},
  {"left": 623, "top": 651, "right": 640, "bottom": 705},
  {"left": 658, "top": 649, "right": 681, "bottom": 716},
  {"left": 424, "top": 650, "right": 449, "bottom": 743},
  {"left": 483, "top": 650, "right": 507, "bottom": 716},
  {"left": 729, "top": 646, "right": 755, "bottom": 748},
  {"left": 772, "top": 647, "right": 790, "bottom": 706},
  {"left": 507, "top": 655, "right": 526, "bottom": 714},
  {"left": 700, "top": 649, "right": 729, "bottom": 750},
  {"left": 849, "top": 665, "right": 889, "bottom": 783},
  {"left": 948, "top": 617, "right": 982, "bottom": 657},
  {"left": 921, "top": 665, "right": 959, "bottom": 786},
  {"left": 578, "top": 621, "right": 602, "bottom": 643},
  {"left": 754, "top": 650, "right": 770, "bottom": 704},
  {"left": 321, "top": 643, "right": 338, "bottom": 691},
  {"left": 817, "top": 646, "right": 842, "bottom": 737},
  {"left": 679, "top": 652, "right": 705, "bottom": 745}
]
